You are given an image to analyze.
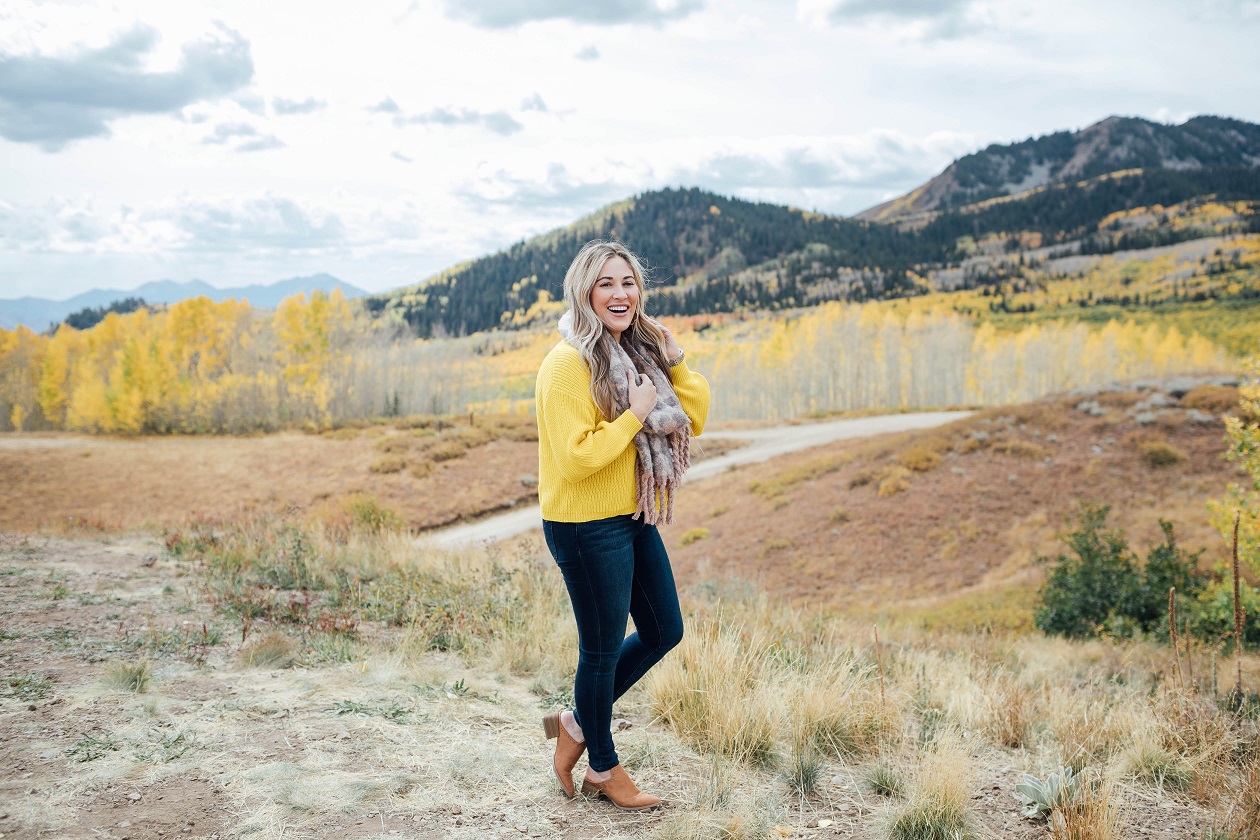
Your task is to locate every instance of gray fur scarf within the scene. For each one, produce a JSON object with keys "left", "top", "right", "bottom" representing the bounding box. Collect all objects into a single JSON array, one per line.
[{"left": 558, "top": 311, "right": 691, "bottom": 524}]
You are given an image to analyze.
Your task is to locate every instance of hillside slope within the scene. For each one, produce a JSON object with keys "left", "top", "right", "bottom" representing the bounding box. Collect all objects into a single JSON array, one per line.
[{"left": 856, "top": 114, "right": 1260, "bottom": 222}]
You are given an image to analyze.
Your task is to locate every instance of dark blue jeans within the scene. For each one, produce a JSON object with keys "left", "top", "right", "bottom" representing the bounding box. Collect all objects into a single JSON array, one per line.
[{"left": 542, "top": 515, "right": 685, "bottom": 772}]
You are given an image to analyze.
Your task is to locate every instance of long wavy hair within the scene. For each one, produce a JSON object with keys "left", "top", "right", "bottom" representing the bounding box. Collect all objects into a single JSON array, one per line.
[{"left": 562, "top": 240, "right": 670, "bottom": 420}]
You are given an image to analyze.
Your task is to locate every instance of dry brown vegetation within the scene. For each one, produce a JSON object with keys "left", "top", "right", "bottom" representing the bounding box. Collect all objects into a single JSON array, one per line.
[
  {"left": 2, "top": 383, "right": 1257, "bottom": 839},
  {"left": 664, "top": 387, "right": 1246, "bottom": 629}
]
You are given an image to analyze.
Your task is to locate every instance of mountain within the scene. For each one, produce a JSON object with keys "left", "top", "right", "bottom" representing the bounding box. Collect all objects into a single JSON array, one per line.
[
  {"left": 364, "top": 188, "right": 948, "bottom": 337},
  {"left": 856, "top": 115, "right": 1260, "bottom": 223},
  {"left": 0, "top": 274, "right": 368, "bottom": 331}
]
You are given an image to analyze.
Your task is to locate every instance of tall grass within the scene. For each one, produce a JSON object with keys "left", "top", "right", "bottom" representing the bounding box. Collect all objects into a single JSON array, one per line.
[{"left": 160, "top": 516, "right": 1260, "bottom": 835}]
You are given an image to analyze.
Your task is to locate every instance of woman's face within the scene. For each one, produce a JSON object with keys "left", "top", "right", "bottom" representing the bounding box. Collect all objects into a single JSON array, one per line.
[{"left": 589, "top": 255, "right": 639, "bottom": 340}]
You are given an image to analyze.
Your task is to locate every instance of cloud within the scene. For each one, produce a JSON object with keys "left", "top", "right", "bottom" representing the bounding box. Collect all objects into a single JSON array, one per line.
[
  {"left": 446, "top": 0, "right": 704, "bottom": 29},
  {"left": 236, "top": 135, "right": 284, "bottom": 153},
  {"left": 797, "top": 0, "right": 982, "bottom": 38},
  {"left": 272, "top": 96, "right": 325, "bottom": 115},
  {"left": 0, "top": 194, "right": 364, "bottom": 257},
  {"left": 456, "top": 162, "right": 637, "bottom": 214},
  {"left": 391, "top": 151, "right": 413, "bottom": 163},
  {"left": 165, "top": 195, "right": 345, "bottom": 251},
  {"left": 368, "top": 97, "right": 402, "bottom": 114},
  {"left": 0, "top": 24, "right": 253, "bottom": 151},
  {"left": 575, "top": 45, "right": 601, "bottom": 60},
  {"left": 397, "top": 106, "right": 523, "bottom": 135},
  {"left": 520, "top": 93, "right": 548, "bottom": 112},
  {"left": 203, "top": 122, "right": 259, "bottom": 145},
  {"left": 200, "top": 121, "right": 283, "bottom": 152}
]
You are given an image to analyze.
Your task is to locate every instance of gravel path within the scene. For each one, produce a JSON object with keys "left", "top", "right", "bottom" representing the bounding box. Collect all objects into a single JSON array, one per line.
[{"left": 422, "top": 410, "right": 972, "bottom": 548}]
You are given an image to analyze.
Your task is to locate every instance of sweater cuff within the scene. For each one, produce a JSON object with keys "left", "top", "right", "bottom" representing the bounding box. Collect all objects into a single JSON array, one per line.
[{"left": 613, "top": 408, "right": 644, "bottom": 436}]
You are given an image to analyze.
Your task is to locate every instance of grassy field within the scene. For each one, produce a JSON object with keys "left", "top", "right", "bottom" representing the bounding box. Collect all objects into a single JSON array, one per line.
[{"left": 2, "top": 380, "right": 1259, "bottom": 839}]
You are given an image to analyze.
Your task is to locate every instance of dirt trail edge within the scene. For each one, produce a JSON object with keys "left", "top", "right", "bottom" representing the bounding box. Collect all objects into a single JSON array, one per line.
[{"left": 421, "top": 410, "right": 972, "bottom": 548}]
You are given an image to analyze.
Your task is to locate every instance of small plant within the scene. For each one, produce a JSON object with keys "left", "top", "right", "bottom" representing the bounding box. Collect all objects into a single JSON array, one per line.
[
  {"left": 1139, "top": 440, "right": 1187, "bottom": 468},
  {"left": 102, "top": 660, "right": 151, "bottom": 693},
  {"left": 4, "top": 673, "right": 55, "bottom": 701},
  {"left": 67, "top": 731, "right": 120, "bottom": 762},
  {"left": 368, "top": 455, "right": 406, "bottom": 474},
  {"left": 340, "top": 493, "right": 404, "bottom": 534},
  {"left": 830, "top": 507, "right": 852, "bottom": 524},
  {"left": 1017, "top": 765, "right": 1083, "bottom": 819},
  {"left": 239, "top": 631, "right": 297, "bottom": 669},
  {"left": 48, "top": 582, "right": 70, "bottom": 600},
  {"left": 878, "top": 466, "right": 912, "bottom": 497},
  {"left": 896, "top": 445, "right": 942, "bottom": 473},
  {"left": 680, "top": 528, "right": 711, "bottom": 546},
  {"left": 888, "top": 738, "right": 976, "bottom": 840},
  {"left": 760, "top": 538, "right": 793, "bottom": 558},
  {"left": 865, "top": 759, "right": 905, "bottom": 797},
  {"left": 784, "top": 737, "right": 824, "bottom": 797}
]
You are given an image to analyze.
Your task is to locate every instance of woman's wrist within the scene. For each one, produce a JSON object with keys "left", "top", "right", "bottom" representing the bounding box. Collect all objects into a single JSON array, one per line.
[{"left": 667, "top": 348, "right": 685, "bottom": 367}]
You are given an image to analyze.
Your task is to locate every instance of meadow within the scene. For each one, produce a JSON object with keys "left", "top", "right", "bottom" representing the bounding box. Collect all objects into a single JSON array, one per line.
[{"left": 2, "top": 374, "right": 1259, "bottom": 839}]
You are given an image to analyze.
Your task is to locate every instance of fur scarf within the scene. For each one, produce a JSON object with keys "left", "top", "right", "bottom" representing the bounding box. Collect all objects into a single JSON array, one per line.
[{"left": 558, "top": 311, "right": 691, "bottom": 524}]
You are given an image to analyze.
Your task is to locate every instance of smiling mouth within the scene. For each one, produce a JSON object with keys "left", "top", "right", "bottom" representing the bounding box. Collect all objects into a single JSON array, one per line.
[{"left": 607, "top": 305, "right": 630, "bottom": 315}]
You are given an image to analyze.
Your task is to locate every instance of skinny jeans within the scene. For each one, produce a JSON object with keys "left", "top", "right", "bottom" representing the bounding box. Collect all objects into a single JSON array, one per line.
[{"left": 542, "top": 514, "right": 684, "bottom": 772}]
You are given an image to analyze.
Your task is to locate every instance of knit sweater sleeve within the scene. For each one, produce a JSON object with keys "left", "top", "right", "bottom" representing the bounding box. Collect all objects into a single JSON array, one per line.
[
  {"left": 668, "top": 359, "right": 711, "bottom": 437},
  {"left": 537, "top": 346, "right": 644, "bottom": 484}
]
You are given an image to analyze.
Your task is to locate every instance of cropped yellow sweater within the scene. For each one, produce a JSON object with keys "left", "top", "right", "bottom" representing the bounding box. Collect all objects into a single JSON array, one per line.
[{"left": 535, "top": 341, "right": 711, "bottom": 523}]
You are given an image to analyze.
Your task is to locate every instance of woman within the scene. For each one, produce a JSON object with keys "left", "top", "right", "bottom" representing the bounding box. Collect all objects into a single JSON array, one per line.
[{"left": 536, "top": 240, "right": 710, "bottom": 810}]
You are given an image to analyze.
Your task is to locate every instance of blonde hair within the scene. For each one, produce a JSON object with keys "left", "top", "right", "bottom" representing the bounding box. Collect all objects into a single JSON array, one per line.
[{"left": 562, "top": 240, "right": 670, "bottom": 420}]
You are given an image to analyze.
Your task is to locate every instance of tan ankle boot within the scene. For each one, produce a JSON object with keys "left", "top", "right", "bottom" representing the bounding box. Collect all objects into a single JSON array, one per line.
[
  {"left": 542, "top": 711, "right": 586, "bottom": 798},
  {"left": 581, "top": 764, "right": 662, "bottom": 811}
]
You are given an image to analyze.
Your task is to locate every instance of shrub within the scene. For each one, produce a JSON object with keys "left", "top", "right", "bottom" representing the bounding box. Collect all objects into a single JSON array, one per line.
[
  {"left": 1181, "top": 384, "right": 1238, "bottom": 413},
  {"left": 896, "top": 446, "right": 943, "bottom": 472},
  {"left": 878, "top": 466, "right": 912, "bottom": 497},
  {"left": 993, "top": 439, "right": 1048, "bottom": 459},
  {"left": 849, "top": 467, "right": 879, "bottom": 488},
  {"left": 428, "top": 441, "right": 466, "bottom": 462},
  {"left": 680, "top": 528, "right": 710, "bottom": 546},
  {"left": 1139, "top": 441, "right": 1186, "bottom": 468},
  {"left": 368, "top": 455, "right": 406, "bottom": 474},
  {"left": 1186, "top": 577, "right": 1260, "bottom": 650},
  {"left": 830, "top": 507, "right": 851, "bottom": 524},
  {"left": 1036, "top": 509, "right": 1206, "bottom": 640},
  {"left": 341, "top": 493, "right": 405, "bottom": 534}
]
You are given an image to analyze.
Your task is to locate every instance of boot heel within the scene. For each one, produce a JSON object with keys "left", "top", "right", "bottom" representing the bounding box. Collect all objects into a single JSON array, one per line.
[
  {"left": 581, "top": 779, "right": 601, "bottom": 798},
  {"left": 542, "top": 710, "right": 560, "bottom": 740}
]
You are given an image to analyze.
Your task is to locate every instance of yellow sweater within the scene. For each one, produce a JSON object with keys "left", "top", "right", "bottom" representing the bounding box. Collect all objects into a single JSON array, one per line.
[{"left": 535, "top": 341, "right": 711, "bottom": 523}]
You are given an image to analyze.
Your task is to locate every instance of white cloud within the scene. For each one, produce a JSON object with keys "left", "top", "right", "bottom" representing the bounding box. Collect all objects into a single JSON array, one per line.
[
  {"left": 272, "top": 96, "right": 325, "bottom": 115},
  {"left": 0, "top": 24, "right": 253, "bottom": 151},
  {"left": 445, "top": 0, "right": 705, "bottom": 29}
]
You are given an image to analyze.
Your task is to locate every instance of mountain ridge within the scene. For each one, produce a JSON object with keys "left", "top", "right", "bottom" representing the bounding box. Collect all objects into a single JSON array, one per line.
[
  {"left": 855, "top": 114, "right": 1260, "bottom": 223},
  {"left": 0, "top": 274, "right": 369, "bottom": 331}
]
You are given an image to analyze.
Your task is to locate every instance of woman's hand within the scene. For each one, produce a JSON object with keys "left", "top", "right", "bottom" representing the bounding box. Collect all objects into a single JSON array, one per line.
[
  {"left": 644, "top": 316, "right": 682, "bottom": 362},
  {"left": 628, "top": 369, "right": 657, "bottom": 422}
]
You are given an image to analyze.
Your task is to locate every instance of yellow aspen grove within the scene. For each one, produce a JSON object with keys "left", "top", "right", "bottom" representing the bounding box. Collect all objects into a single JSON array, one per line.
[
  {"left": 0, "top": 325, "right": 47, "bottom": 431},
  {"left": 273, "top": 290, "right": 355, "bottom": 426}
]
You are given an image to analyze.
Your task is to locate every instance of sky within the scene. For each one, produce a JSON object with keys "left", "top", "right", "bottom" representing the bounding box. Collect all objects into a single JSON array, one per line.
[{"left": 1, "top": 0, "right": 1258, "bottom": 301}]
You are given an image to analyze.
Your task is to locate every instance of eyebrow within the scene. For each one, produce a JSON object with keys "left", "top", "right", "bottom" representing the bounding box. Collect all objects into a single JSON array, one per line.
[{"left": 597, "top": 274, "right": 635, "bottom": 281}]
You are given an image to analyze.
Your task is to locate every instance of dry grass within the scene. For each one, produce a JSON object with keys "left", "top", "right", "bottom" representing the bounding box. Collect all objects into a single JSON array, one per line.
[
  {"left": 239, "top": 631, "right": 298, "bottom": 669},
  {"left": 887, "top": 735, "right": 977, "bottom": 840},
  {"left": 101, "top": 659, "right": 151, "bottom": 693},
  {"left": 0, "top": 415, "right": 540, "bottom": 532},
  {"left": 5, "top": 527, "right": 1260, "bottom": 838}
]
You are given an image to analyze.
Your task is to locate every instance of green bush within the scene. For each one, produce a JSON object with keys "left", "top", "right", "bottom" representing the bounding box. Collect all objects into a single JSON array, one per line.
[
  {"left": 1186, "top": 577, "right": 1260, "bottom": 650},
  {"left": 1034, "top": 504, "right": 1205, "bottom": 639}
]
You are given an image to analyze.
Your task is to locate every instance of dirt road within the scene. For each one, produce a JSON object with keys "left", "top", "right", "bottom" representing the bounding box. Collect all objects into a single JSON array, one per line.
[{"left": 423, "top": 410, "right": 971, "bottom": 548}]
